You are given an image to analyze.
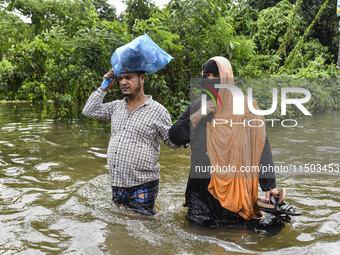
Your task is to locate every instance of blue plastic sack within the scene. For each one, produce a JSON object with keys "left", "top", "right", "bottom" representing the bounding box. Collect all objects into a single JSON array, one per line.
[
  {"left": 101, "top": 77, "right": 113, "bottom": 89},
  {"left": 110, "top": 34, "right": 173, "bottom": 75}
]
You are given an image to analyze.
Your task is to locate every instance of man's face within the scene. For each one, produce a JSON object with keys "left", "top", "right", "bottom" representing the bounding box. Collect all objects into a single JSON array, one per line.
[{"left": 118, "top": 72, "right": 145, "bottom": 97}]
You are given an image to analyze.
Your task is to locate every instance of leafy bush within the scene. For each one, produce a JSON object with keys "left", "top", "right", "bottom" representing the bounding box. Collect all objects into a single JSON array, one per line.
[{"left": 0, "top": 0, "right": 338, "bottom": 120}]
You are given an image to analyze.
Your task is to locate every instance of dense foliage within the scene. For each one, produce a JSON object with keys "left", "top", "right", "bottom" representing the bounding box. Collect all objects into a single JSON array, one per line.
[{"left": 0, "top": 0, "right": 339, "bottom": 120}]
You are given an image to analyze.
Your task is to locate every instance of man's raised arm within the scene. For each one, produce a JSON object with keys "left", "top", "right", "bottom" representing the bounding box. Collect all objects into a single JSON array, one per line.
[{"left": 82, "top": 70, "right": 117, "bottom": 122}]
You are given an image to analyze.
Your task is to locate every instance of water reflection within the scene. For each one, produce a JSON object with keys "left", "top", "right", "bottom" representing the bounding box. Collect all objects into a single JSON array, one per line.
[{"left": 0, "top": 102, "right": 339, "bottom": 254}]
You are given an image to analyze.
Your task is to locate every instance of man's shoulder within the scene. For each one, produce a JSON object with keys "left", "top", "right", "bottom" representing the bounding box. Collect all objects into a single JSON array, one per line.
[
  {"left": 110, "top": 98, "right": 125, "bottom": 105},
  {"left": 149, "top": 99, "right": 167, "bottom": 110},
  {"left": 148, "top": 98, "right": 170, "bottom": 114}
]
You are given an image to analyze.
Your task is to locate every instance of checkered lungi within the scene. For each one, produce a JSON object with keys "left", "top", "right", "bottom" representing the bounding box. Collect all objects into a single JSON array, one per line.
[{"left": 111, "top": 179, "right": 159, "bottom": 215}]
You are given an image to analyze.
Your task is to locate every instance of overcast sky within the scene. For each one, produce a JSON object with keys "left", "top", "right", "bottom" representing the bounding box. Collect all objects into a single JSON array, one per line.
[{"left": 108, "top": 0, "right": 171, "bottom": 15}]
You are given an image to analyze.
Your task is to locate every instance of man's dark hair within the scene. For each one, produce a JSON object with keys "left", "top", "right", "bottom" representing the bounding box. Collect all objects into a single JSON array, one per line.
[{"left": 136, "top": 71, "right": 145, "bottom": 76}]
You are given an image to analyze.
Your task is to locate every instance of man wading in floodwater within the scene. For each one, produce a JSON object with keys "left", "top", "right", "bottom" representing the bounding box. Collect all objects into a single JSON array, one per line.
[{"left": 82, "top": 34, "right": 178, "bottom": 215}]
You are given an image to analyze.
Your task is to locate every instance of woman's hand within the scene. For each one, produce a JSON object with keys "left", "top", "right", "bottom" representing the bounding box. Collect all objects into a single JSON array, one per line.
[
  {"left": 191, "top": 100, "right": 216, "bottom": 130},
  {"left": 265, "top": 188, "right": 279, "bottom": 202}
]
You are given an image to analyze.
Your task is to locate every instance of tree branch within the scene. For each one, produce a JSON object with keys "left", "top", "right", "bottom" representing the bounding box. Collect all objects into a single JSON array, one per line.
[{"left": 284, "top": 0, "right": 330, "bottom": 68}]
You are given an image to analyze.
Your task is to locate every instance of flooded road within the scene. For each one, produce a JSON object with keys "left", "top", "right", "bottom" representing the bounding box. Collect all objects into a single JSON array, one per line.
[{"left": 0, "top": 102, "right": 339, "bottom": 254}]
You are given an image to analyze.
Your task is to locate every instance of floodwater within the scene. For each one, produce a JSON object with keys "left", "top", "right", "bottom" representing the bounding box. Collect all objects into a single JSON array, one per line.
[{"left": 0, "top": 102, "right": 339, "bottom": 255}]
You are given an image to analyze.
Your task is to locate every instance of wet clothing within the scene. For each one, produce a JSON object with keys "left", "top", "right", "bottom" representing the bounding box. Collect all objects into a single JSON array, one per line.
[
  {"left": 169, "top": 99, "right": 277, "bottom": 226},
  {"left": 82, "top": 88, "right": 178, "bottom": 187},
  {"left": 112, "top": 179, "right": 159, "bottom": 215}
]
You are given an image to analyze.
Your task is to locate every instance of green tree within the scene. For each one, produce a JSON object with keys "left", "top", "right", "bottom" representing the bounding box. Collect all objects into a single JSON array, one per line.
[
  {"left": 123, "top": 0, "right": 155, "bottom": 33},
  {"left": 5, "top": 0, "right": 97, "bottom": 35},
  {"left": 299, "top": 0, "right": 339, "bottom": 62},
  {"left": 0, "top": 0, "right": 338, "bottom": 119},
  {"left": 284, "top": 0, "right": 331, "bottom": 70},
  {"left": 253, "top": 0, "right": 297, "bottom": 55},
  {"left": 93, "top": 0, "right": 116, "bottom": 21},
  {"left": 0, "top": 9, "right": 32, "bottom": 57},
  {"left": 247, "top": 0, "right": 281, "bottom": 10}
]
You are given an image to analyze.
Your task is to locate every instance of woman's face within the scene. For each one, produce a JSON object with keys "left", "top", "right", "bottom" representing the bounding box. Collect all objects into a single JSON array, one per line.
[{"left": 202, "top": 72, "right": 220, "bottom": 79}]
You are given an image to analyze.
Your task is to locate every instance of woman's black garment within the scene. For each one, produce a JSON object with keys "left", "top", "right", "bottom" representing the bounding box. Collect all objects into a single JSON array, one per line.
[{"left": 169, "top": 99, "right": 276, "bottom": 226}]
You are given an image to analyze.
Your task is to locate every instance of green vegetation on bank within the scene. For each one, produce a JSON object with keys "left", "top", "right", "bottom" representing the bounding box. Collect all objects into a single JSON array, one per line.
[{"left": 0, "top": 0, "right": 339, "bottom": 120}]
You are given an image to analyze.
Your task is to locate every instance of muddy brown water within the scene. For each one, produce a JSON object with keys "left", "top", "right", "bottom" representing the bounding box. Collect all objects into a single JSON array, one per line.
[{"left": 0, "top": 102, "right": 339, "bottom": 254}]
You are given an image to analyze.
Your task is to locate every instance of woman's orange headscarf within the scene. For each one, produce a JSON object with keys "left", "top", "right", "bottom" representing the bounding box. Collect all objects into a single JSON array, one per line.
[{"left": 205, "top": 56, "right": 266, "bottom": 220}]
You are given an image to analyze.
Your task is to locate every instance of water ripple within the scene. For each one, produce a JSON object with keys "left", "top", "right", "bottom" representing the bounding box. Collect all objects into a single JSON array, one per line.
[{"left": 0, "top": 103, "right": 339, "bottom": 254}]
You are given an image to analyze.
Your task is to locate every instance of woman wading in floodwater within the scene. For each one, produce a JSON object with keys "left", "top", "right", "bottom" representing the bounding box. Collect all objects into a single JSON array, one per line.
[{"left": 169, "top": 56, "right": 286, "bottom": 227}]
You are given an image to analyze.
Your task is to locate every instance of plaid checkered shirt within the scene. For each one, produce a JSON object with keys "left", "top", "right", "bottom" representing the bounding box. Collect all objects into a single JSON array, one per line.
[{"left": 83, "top": 88, "right": 178, "bottom": 187}]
